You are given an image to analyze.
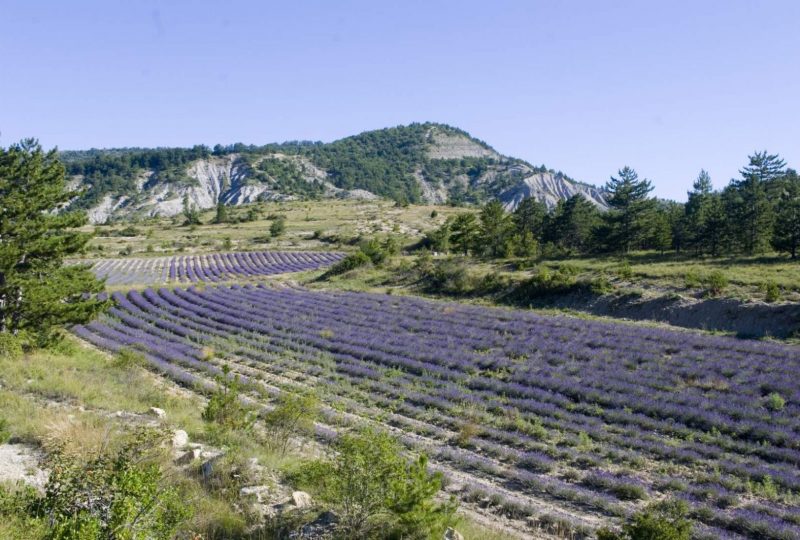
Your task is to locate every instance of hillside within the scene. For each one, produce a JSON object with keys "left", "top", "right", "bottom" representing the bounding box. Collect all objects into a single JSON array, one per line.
[{"left": 61, "top": 123, "right": 607, "bottom": 223}]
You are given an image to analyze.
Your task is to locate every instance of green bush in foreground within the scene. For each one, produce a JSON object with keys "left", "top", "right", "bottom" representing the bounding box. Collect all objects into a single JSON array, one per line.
[
  {"left": 1, "top": 427, "right": 190, "bottom": 540},
  {"left": 597, "top": 500, "right": 692, "bottom": 540},
  {"left": 294, "top": 428, "right": 457, "bottom": 539}
]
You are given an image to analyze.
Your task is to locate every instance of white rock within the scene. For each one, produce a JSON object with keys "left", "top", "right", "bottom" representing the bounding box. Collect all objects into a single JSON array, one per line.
[
  {"left": 149, "top": 407, "right": 166, "bottom": 419},
  {"left": 444, "top": 527, "right": 464, "bottom": 540},
  {"left": 292, "top": 490, "right": 312, "bottom": 508},
  {"left": 172, "top": 429, "right": 189, "bottom": 448}
]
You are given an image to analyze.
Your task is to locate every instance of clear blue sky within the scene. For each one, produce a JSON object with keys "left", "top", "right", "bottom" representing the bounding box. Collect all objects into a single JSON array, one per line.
[{"left": 2, "top": 0, "right": 798, "bottom": 200}]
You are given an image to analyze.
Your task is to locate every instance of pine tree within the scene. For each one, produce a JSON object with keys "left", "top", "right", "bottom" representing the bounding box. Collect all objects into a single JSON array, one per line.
[
  {"left": 512, "top": 197, "right": 548, "bottom": 239},
  {"left": 773, "top": 171, "right": 800, "bottom": 259},
  {"left": 449, "top": 213, "right": 479, "bottom": 256},
  {"left": 212, "top": 201, "right": 229, "bottom": 224},
  {"left": 603, "top": 167, "right": 655, "bottom": 253},
  {"left": 546, "top": 195, "right": 601, "bottom": 254},
  {"left": 478, "top": 201, "right": 513, "bottom": 258},
  {"left": 685, "top": 170, "right": 713, "bottom": 254},
  {"left": 0, "top": 139, "right": 106, "bottom": 341},
  {"left": 729, "top": 152, "right": 783, "bottom": 254}
]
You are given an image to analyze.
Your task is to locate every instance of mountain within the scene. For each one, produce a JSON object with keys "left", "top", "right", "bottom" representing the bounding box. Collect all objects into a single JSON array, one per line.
[{"left": 61, "top": 123, "right": 607, "bottom": 223}]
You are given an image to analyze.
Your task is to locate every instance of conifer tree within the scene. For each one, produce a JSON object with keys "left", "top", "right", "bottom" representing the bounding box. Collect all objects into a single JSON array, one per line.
[
  {"left": 685, "top": 170, "right": 713, "bottom": 254},
  {"left": 603, "top": 167, "right": 655, "bottom": 253},
  {"left": 0, "top": 139, "right": 106, "bottom": 341},
  {"left": 729, "top": 152, "right": 784, "bottom": 254},
  {"left": 478, "top": 201, "right": 513, "bottom": 258},
  {"left": 449, "top": 213, "right": 479, "bottom": 256},
  {"left": 773, "top": 171, "right": 800, "bottom": 259}
]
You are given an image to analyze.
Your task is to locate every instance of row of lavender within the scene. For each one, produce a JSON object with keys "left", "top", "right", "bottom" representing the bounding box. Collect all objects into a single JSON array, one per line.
[
  {"left": 74, "top": 285, "right": 800, "bottom": 539},
  {"left": 89, "top": 251, "right": 344, "bottom": 285}
]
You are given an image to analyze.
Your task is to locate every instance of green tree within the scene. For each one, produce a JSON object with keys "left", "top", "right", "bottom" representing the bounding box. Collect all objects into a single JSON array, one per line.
[
  {"left": 649, "top": 203, "right": 674, "bottom": 254},
  {"left": 478, "top": 201, "right": 513, "bottom": 258},
  {"left": 212, "top": 201, "right": 229, "bottom": 224},
  {"left": 512, "top": 197, "right": 548, "bottom": 239},
  {"left": 685, "top": 170, "right": 714, "bottom": 254},
  {"left": 729, "top": 151, "right": 785, "bottom": 254},
  {"left": 773, "top": 170, "right": 800, "bottom": 259},
  {"left": 545, "top": 195, "right": 601, "bottom": 254},
  {"left": 269, "top": 215, "right": 287, "bottom": 237},
  {"left": 603, "top": 167, "right": 655, "bottom": 253},
  {"left": 0, "top": 139, "right": 106, "bottom": 341},
  {"left": 181, "top": 194, "right": 201, "bottom": 226},
  {"left": 449, "top": 213, "right": 479, "bottom": 256}
]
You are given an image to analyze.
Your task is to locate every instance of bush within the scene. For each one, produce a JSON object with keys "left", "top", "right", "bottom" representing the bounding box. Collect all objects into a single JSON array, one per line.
[
  {"left": 202, "top": 365, "right": 256, "bottom": 433},
  {"left": 294, "top": 428, "right": 457, "bottom": 539},
  {"left": 597, "top": 499, "right": 692, "bottom": 540},
  {"left": 263, "top": 391, "right": 319, "bottom": 456},
  {"left": 704, "top": 271, "right": 728, "bottom": 296},
  {"left": 763, "top": 281, "right": 780, "bottom": 303},
  {"left": 684, "top": 270, "right": 701, "bottom": 289},
  {"left": 269, "top": 216, "right": 287, "bottom": 237},
  {"left": 35, "top": 427, "right": 190, "bottom": 540},
  {"left": 765, "top": 392, "right": 786, "bottom": 412},
  {"left": 320, "top": 251, "right": 371, "bottom": 279}
]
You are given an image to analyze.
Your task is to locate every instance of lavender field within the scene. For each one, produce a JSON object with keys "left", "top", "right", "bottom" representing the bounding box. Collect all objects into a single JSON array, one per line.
[
  {"left": 88, "top": 251, "right": 344, "bottom": 285},
  {"left": 74, "top": 284, "right": 800, "bottom": 539}
]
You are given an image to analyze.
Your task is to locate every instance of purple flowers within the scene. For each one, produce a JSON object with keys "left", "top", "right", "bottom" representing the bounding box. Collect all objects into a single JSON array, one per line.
[
  {"left": 91, "top": 251, "right": 344, "bottom": 285},
  {"left": 73, "top": 284, "right": 800, "bottom": 538}
]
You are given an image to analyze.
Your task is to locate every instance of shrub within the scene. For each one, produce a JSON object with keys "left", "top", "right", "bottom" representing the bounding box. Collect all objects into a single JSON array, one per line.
[
  {"left": 320, "top": 251, "right": 371, "bottom": 279},
  {"left": 269, "top": 216, "right": 287, "bottom": 237},
  {"left": 113, "top": 347, "right": 146, "bottom": 370},
  {"left": 763, "top": 281, "right": 780, "bottom": 303},
  {"left": 616, "top": 261, "right": 634, "bottom": 280},
  {"left": 35, "top": 427, "right": 190, "bottom": 540},
  {"left": 202, "top": 365, "right": 256, "bottom": 432},
  {"left": 262, "top": 391, "right": 319, "bottom": 456},
  {"left": 294, "top": 428, "right": 457, "bottom": 539},
  {"left": 684, "top": 270, "right": 701, "bottom": 289},
  {"left": 704, "top": 271, "right": 728, "bottom": 296},
  {"left": 597, "top": 499, "right": 692, "bottom": 540},
  {"left": 765, "top": 392, "right": 786, "bottom": 412}
]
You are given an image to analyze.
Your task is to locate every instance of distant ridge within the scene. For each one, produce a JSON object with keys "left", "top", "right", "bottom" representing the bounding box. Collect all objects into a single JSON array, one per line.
[{"left": 61, "top": 122, "right": 607, "bottom": 223}]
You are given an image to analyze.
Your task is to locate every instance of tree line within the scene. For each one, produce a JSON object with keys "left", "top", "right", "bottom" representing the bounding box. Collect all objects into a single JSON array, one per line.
[{"left": 426, "top": 151, "right": 800, "bottom": 260}]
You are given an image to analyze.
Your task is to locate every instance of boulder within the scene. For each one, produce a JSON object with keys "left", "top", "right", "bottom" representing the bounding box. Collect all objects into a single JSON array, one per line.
[
  {"left": 172, "top": 429, "right": 189, "bottom": 448},
  {"left": 148, "top": 407, "right": 166, "bottom": 419},
  {"left": 292, "top": 490, "right": 312, "bottom": 508}
]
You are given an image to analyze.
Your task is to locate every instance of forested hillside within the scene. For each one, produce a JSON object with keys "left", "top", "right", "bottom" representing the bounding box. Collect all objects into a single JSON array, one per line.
[{"left": 60, "top": 123, "right": 606, "bottom": 222}]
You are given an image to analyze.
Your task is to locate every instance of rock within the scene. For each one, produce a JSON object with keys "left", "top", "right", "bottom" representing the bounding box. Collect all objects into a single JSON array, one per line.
[
  {"left": 0, "top": 444, "right": 48, "bottom": 492},
  {"left": 444, "top": 527, "right": 464, "bottom": 540},
  {"left": 148, "top": 407, "right": 166, "bottom": 419},
  {"left": 289, "top": 511, "right": 338, "bottom": 539},
  {"left": 292, "top": 490, "right": 312, "bottom": 508},
  {"left": 172, "top": 429, "right": 189, "bottom": 448},
  {"left": 175, "top": 447, "right": 202, "bottom": 465}
]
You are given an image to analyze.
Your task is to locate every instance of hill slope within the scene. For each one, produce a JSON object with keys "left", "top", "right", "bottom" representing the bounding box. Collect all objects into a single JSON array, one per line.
[{"left": 61, "top": 123, "right": 606, "bottom": 223}]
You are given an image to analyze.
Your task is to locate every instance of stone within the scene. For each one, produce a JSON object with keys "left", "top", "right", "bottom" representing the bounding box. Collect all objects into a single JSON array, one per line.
[
  {"left": 176, "top": 447, "right": 202, "bottom": 465},
  {"left": 292, "top": 490, "right": 312, "bottom": 508},
  {"left": 444, "top": 527, "right": 464, "bottom": 540},
  {"left": 444, "top": 482, "right": 464, "bottom": 494},
  {"left": 148, "top": 407, "right": 166, "bottom": 419},
  {"left": 172, "top": 429, "right": 189, "bottom": 448}
]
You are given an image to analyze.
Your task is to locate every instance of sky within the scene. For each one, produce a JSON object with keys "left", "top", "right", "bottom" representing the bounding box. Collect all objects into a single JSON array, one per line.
[{"left": 1, "top": 0, "right": 799, "bottom": 201}]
